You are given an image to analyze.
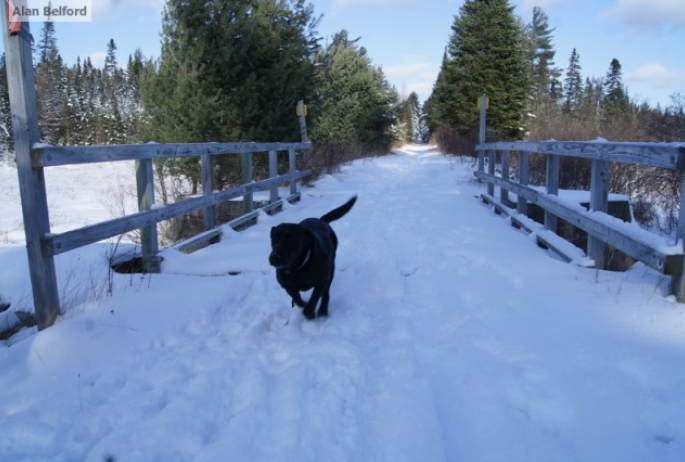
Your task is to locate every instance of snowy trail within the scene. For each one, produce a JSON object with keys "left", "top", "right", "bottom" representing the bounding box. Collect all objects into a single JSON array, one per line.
[{"left": 1, "top": 145, "right": 685, "bottom": 461}]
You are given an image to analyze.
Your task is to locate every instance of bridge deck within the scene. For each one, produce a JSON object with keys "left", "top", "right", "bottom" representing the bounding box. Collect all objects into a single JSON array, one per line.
[{"left": 1, "top": 146, "right": 685, "bottom": 461}]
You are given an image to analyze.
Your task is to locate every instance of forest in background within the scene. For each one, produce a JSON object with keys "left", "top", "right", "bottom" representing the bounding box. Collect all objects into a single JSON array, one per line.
[{"left": 0, "top": 0, "right": 683, "bottom": 234}]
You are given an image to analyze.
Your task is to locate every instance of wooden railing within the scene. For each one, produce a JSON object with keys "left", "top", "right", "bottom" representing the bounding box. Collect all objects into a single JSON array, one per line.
[
  {"left": 2, "top": 16, "right": 312, "bottom": 329},
  {"left": 34, "top": 142, "right": 312, "bottom": 260},
  {"left": 474, "top": 139, "right": 685, "bottom": 301}
]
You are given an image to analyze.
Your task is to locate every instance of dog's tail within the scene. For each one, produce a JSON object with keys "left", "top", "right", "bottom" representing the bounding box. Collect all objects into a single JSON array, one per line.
[{"left": 320, "top": 195, "right": 357, "bottom": 223}]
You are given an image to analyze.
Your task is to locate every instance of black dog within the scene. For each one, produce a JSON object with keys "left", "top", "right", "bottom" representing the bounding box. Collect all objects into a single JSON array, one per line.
[{"left": 269, "top": 196, "right": 357, "bottom": 320}]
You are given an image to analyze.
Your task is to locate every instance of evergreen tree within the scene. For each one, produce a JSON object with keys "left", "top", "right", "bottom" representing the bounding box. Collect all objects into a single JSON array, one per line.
[
  {"left": 397, "top": 92, "right": 421, "bottom": 143},
  {"left": 434, "top": 0, "right": 530, "bottom": 140},
  {"left": 0, "top": 55, "right": 12, "bottom": 156},
  {"left": 527, "top": 7, "right": 561, "bottom": 110},
  {"left": 143, "top": 0, "right": 320, "bottom": 189},
  {"left": 424, "top": 50, "right": 451, "bottom": 135},
  {"left": 563, "top": 48, "right": 582, "bottom": 113},
  {"left": 602, "top": 58, "right": 630, "bottom": 116},
  {"left": 35, "top": 19, "right": 66, "bottom": 144},
  {"left": 309, "top": 30, "right": 398, "bottom": 171}
]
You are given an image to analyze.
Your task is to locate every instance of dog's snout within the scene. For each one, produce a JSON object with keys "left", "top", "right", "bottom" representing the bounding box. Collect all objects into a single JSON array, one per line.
[{"left": 269, "top": 252, "right": 282, "bottom": 267}]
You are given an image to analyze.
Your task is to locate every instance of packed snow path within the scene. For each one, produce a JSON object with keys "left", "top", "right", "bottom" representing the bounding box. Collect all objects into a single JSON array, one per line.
[{"left": 1, "top": 146, "right": 685, "bottom": 461}]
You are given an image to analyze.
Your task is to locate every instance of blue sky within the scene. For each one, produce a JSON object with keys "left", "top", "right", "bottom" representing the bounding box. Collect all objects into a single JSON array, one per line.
[{"left": 7, "top": 0, "right": 685, "bottom": 109}]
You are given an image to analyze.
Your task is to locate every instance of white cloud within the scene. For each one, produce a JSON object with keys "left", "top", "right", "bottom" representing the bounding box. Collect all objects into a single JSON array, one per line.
[
  {"left": 88, "top": 50, "right": 107, "bottom": 68},
  {"left": 331, "top": 0, "right": 414, "bottom": 15},
  {"left": 89, "top": 0, "right": 163, "bottom": 21},
  {"left": 384, "top": 57, "right": 439, "bottom": 102},
  {"left": 602, "top": 0, "right": 685, "bottom": 33},
  {"left": 519, "top": 0, "right": 562, "bottom": 9},
  {"left": 626, "top": 62, "right": 685, "bottom": 88}
]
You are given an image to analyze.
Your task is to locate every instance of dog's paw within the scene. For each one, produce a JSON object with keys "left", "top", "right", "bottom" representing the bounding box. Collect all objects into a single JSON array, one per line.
[{"left": 302, "top": 309, "right": 316, "bottom": 320}]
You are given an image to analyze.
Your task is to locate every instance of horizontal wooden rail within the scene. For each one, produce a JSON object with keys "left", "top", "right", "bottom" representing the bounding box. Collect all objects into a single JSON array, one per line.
[
  {"left": 33, "top": 141, "right": 313, "bottom": 167},
  {"left": 44, "top": 169, "right": 311, "bottom": 257},
  {"left": 476, "top": 141, "right": 684, "bottom": 169},
  {"left": 474, "top": 170, "right": 681, "bottom": 275}
]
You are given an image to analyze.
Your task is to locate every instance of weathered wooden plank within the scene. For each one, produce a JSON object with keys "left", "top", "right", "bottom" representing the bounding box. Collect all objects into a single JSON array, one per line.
[
  {"left": 477, "top": 94, "right": 487, "bottom": 175},
  {"left": 672, "top": 173, "right": 685, "bottom": 301},
  {"left": 588, "top": 159, "right": 610, "bottom": 269},
  {"left": 201, "top": 154, "right": 216, "bottom": 231},
  {"left": 474, "top": 170, "right": 677, "bottom": 274},
  {"left": 487, "top": 150, "right": 496, "bottom": 197},
  {"left": 536, "top": 230, "right": 592, "bottom": 267},
  {"left": 289, "top": 149, "right": 298, "bottom": 196},
  {"left": 476, "top": 141, "right": 683, "bottom": 169},
  {"left": 136, "top": 158, "right": 159, "bottom": 272},
  {"left": 170, "top": 192, "right": 304, "bottom": 253},
  {"left": 242, "top": 152, "right": 254, "bottom": 214},
  {"left": 2, "top": 18, "right": 61, "bottom": 329},
  {"left": 545, "top": 154, "right": 560, "bottom": 232},
  {"left": 517, "top": 151, "right": 529, "bottom": 215},
  {"left": 500, "top": 150, "right": 510, "bottom": 205},
  {"left": 297, "top": 100, "right": 309, "bottom": 143},
  {"left": 170, "top": 228, "right": 224, "bottom": 253},
  {"left": 46, "top": 169, "right": 312, "bottom": 256},
  {"left": 483, "top": 193, "right": 591, "bottom": 267},
  {"left": 33, "top": 141, "right": 313, "bottom": 167},
  {"left": 269, "top": 150, "right": 279, "bottom": 204}
]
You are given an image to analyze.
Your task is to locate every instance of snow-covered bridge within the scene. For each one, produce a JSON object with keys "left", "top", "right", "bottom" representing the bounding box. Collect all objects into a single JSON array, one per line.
[{"left": 1, "top": 146, "right": 685, "bottom": 461}]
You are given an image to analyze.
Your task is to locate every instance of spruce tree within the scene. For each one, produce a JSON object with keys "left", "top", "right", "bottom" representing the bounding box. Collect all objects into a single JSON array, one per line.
[
  {"left": 603, "top": 58, "right": 630, "bottom": 115},
  {"left": 35, "top": 19, "right": 65, "bottom": 144},
  {"left": 0, "top": 55, "right": 12, "bottom": 156},
  {"left": 143, "top": 0, "right": 319, "bottom": 189},
  {"left": 527, "top": 7, "right": 561, "bottom": 110},
  {"left": 309, "top": 30, "right": 398, "bottom": 170},
  {"left": 438, "top": 0, "right": 530, "bottom": 140},
  {"left": 563, "top": 48, "right": 582, "bottom": 113}
]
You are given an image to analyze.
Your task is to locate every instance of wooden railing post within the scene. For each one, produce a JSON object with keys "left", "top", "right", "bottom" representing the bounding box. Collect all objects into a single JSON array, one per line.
[
  {"left": 477, "top": 94, "right": 487, "bottom": 179},
  {"left": 289, "top": 148, "right": 298, "bottom": 196},
  {"left": 487, "top": 150, "right": 496, "bottom": 197},
  {"left": 297, "top": 100, "right": 309, "bottom": 143},
  {"left": 588, "top": 159, "right": 609, "bottom": 269},
  {"left": 268, "top": 150, "right": 279, "bottom": 204},
  {"left": 517, "top": 151, "right": 529, "bottom": 215},
  {"left": 545, "top": 154, "right": 560, "bottom": 232},
  {"left": 2, "top": 18, "right": 60, "bottom": 329},
  {"left": 201, "top": 154, "right": 216, "bottom": 230},
  {"left": 136, "top": 159, "right": 160, "bottom": 273},
  {"left": 500, "top": 150, "right": 510, "bottom": 206},
  {"left": 242, "top": 151, "right": 254, "bottom": 213},
  {"left": 673, "top": 167, "right": 685, "bottom": 301}
]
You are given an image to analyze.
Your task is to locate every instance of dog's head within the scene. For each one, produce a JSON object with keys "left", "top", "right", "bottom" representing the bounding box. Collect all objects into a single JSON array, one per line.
[{"left": 269, "top": 223, "right": 311, "bottom": 270}]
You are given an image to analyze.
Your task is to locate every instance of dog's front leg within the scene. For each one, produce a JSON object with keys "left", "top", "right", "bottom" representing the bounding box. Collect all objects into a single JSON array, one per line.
[
  {"left": 286, "top": 288, "right": 306, "bottom": 308},
  {"left": 302, "top": 286, "right": 325, "bottom": 320},
  {"left": 317, "top": 288, "right": 331, "bottom": 317}
]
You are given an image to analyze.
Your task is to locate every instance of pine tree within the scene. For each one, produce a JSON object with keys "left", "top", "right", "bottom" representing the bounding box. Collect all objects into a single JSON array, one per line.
[
  {"left": 0, "top": 55, "right": 13, "bottom": 156},
  {"left": 424, "top": 50, "right": 450, "bottom": 135},
  {"left": 397, "top": 92, "right": 421, "bottom": 143},
  {"left": 603, "top": 58, "right": 630, "bottom": 115},
  {"left": 527, "top": 7, "right": 561, "bottom": 110},
  {"left": 143, "top": 0, "right": 320, "bottom": 189},
  {"left": 436, "top": 0, "right": 530, "bottom": 140},
  {"left": 563, "top": 48, "right": 582, "bottom": 113},
  {"left": 35, "top": 19, "right": 66, "bottom": 144},
  {"left": 309, "top": 30, "right": 398, "bottom": 170}
]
